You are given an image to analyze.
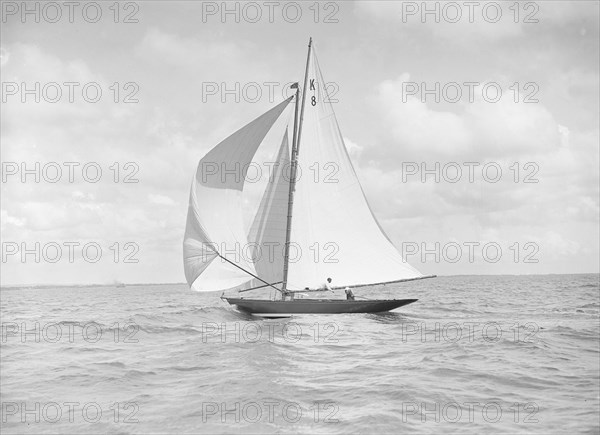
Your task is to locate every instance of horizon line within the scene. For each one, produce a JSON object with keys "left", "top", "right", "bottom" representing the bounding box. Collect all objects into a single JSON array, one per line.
[{"left": 1, "top": 272, "right": 599, "bottom": 289}]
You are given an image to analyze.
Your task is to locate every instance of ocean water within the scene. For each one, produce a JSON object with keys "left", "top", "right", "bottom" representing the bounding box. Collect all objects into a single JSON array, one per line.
[{"left": 1, "top": 274, "right": 598, "bottom": 434}]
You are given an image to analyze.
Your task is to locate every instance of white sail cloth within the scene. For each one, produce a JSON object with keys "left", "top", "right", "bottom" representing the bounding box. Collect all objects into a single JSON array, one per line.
[
  {"left": 184, "top": 43, "right": 424, "bottom": 293},
  {"left": 183, "top": 97, "right": 292, "bottom": 291},
  {"left": 230, "top": 131, "right": 291, "bottom": 292},
  {"left": 285, "top": 49, "right": 423, "bottom": 290}
]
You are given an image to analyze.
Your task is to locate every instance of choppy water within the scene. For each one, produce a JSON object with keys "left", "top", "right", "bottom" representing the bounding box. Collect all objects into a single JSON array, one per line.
[{"left": 1, "top": 274, "right": 599, "bottom": 434}]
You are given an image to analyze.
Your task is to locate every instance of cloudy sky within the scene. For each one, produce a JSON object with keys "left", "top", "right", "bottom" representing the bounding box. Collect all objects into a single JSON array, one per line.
[{"left": 1, "top": 1, "right": 598, "bottom": 285}]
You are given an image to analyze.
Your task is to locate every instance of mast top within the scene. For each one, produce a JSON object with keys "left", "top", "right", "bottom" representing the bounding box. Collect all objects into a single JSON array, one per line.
[{"left": 308, "top": 37, "right": 312, "bottom": 47}]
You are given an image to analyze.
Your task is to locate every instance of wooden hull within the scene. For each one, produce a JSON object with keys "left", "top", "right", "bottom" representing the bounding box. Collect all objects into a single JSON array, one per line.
[{"left": 224, "top": 298, "right": 418, "bottom": 317}]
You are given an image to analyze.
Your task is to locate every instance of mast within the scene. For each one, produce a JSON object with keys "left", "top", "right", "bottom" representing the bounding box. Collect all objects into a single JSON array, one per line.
[{"left": 281, "top": 37, "right": 312, "bottom": 295}]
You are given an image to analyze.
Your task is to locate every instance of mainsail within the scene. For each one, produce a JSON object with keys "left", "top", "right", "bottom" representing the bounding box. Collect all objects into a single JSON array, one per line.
[
  {"left": 284, "top": 47, "right": 423, "bottom": 290},
  {"left": 183, "top": 97, "right": 292, "bottom": 291}
]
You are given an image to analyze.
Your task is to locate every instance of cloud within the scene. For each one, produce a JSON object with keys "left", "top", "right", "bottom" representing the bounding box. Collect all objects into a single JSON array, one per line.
[
  {"left": 343, "top": 69, "right": 598, "bottom": 275},
  {"left": 366, "top": 74, "right": 560, "bottom": 162},
  {"left": 0, "top": 209, "right": 25, "bottom": 231},
  {"left": 355, "top": 1, "right": 524, "bottom": 43},
  {"left": 355, "top": 1, "right": 599, "bottom": 47},
  {"left": 1, "top": 3, "right": 597, "bottom": 283},
  {"left": 0, "top": 41, "right": 191, "bottom": 285},
  {"left": 148, "top": 193, "right": 176, "bottom": 206},
  {"left": 135, "top": 27, "right": 243, "bottom": 70},
  {"left": 0, "top": 47, "right": 9, "bottom": 66}
]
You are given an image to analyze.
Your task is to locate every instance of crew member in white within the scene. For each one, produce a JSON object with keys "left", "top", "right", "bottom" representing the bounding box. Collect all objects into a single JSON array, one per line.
[{"left": 320, "top": 277, "right": 333, "bottom": 292}]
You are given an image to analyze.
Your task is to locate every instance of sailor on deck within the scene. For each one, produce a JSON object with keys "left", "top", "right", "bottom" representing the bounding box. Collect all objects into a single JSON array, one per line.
[
  {"left": 320, "top": 277, "right": 333, "bottom": 292},
  {"left": 344, "top": 287, "right": 355, "bottom": 301}
]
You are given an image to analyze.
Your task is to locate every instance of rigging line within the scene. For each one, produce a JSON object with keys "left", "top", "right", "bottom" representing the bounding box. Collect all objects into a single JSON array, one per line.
[
  {"left": 336, "top": 275, "right": 437, "bottom": 290},
  {"left": 206, "top": 245, "right": 284, "bottom": 293},
  {"left": 239, "top": 281, "right": 284, "bottom": 293}
]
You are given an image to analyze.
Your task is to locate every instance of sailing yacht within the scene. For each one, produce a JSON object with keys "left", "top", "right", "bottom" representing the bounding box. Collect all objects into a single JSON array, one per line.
[{"left": 183, "top": 38, "right": 434, "bottom": 316}]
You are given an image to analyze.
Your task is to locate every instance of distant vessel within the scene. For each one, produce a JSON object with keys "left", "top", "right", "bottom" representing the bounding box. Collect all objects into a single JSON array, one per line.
[{"left": 183, "top": 38, "right": 434, "bottom": 316}]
